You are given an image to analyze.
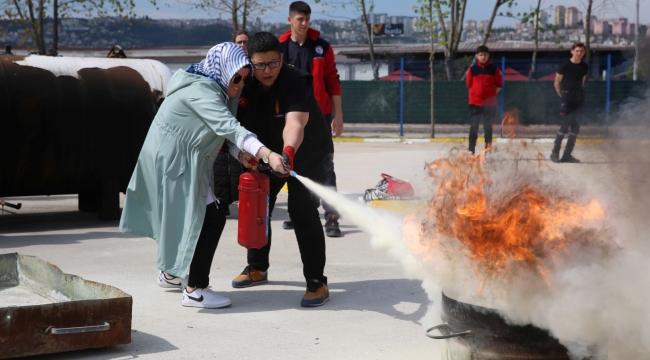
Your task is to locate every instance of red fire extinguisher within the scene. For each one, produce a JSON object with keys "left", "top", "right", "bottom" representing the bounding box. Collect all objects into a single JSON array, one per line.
[{"left": 237, "top": 170, "right": 270, "bottom": 249}]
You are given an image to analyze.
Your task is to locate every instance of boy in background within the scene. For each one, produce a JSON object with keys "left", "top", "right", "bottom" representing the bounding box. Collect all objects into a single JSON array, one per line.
[
  {"left": 465, "top": 45, "right": 502, "bottom": 156},
  {"left": 279, "top": 1, "right": 343, "bottom": 237}
]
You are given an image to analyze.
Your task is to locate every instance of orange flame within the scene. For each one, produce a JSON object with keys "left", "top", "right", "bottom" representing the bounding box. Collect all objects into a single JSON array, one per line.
[{"left": 420, "top": 114, "right": 613, "bottom": 288}]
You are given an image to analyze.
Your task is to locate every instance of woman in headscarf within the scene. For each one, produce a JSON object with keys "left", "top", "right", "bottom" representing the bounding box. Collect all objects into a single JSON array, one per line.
[{"left": 120, "top": 43, "right": 286, "bottom": 309}]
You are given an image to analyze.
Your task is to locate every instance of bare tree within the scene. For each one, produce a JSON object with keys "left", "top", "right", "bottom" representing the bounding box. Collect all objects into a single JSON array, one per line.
[
  {"left": 181, "top": 0, "right": 279, "bottom": 30},
  {"left": 579, "top": 0, "right": 621, "bottom": 59},
  {"left": 482, "top": 0, "right": 516, "bottom": 45},
  {"left": 432, "top": 0, "right": 468, "bottom": 80},
  {"left": 315, "top": 0, "right": 379, "bottom": 80},
  {"left": 2, "top": 0, "right": 158, "bottom": 55},
  {"left": 414, "top": 0, "right": 437, "bottom": 137},
  {"left": 528, "top": 0, "right": 542, "bottom": 80},
  {"left": 4, "top": 0, "right": 47, "bottom": 54}
]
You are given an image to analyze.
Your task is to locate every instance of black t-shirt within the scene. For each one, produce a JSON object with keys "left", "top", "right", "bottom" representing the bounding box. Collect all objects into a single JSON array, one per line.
[
  {"left": 287, "top": 39, "right": 312, "bottom": 73},
  {"left": 237, "top": 64, "right": 332, "bottom": 175},
  {"left": 558, "top": 60, "right": 588, "bottom": 92}
]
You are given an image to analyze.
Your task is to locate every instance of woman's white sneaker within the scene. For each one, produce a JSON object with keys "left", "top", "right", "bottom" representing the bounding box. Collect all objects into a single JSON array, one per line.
[
  {"left": 182, "top": 287, "right": 231, "bottom": 308},
  {"left": 157, "top": 270, "right": 188, "bottom": 289}
]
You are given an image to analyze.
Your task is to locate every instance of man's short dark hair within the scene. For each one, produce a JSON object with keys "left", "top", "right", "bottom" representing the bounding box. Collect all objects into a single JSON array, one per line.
[
  {"left": 476, "top": 45, "right": 490, "bottom": 54},
  {"left": 572, "top": 42, "right": 586, "bottom": 50},
  {"left": 247, "top": 32, "right": 281, "bottom": 58},
  {"left": 289, "top": 1, "right": 311, "bottom": 16},
  {"left": 232, "top": 29, "right": 250, "bottom": 42}
]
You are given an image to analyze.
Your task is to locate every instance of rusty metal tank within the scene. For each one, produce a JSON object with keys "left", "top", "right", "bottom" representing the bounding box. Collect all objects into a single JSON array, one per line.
[{"left": 0, "top": 55, "right": 172, "bottom": 219}]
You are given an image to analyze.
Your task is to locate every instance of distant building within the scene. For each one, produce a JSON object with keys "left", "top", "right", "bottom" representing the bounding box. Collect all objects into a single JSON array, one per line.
[
  {"left": 478, "top": 20, "right": 490, "bottom": 32},
  {"left": 464, "top": 20, "right": 477, "bottom": 32},
  {"left": 535, "top": 10, "right": 549, "bottom": 27},
  {"left": 589, "top": 16, "right": 634, "bottom": 36},
  {"left": 565, "top": 7, "right": 580, "bottom": 28},
  {"left": 554, "top": 6, "right": 566, "bottom": 28}
]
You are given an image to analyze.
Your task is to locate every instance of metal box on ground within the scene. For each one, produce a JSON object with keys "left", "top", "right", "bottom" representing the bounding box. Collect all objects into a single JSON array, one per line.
[{"left": 0, "top": 253, "right": 132, "bottom": 358}]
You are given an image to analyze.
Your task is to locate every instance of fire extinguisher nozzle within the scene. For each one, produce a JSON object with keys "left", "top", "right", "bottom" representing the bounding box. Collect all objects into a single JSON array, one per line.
[{"left": 289, "top": 171, "right": 297, "bottom": 178}]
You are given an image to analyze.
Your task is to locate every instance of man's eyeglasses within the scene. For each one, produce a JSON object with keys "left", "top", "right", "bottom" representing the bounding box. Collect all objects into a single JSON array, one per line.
[
  {"left": 252, "top": 60, "right": 281, "bottom": 71},
  {"left": 231, "top": 74, "right": 252, "bottom": 85}
]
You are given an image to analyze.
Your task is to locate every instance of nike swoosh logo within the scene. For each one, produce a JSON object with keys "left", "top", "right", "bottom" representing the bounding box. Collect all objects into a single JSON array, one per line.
[
  {"left": 164, "top": 278, "right": 181, "bottom": 286},
  {"left": 186, "top": 294, "right": 204, "bottom": 302}
]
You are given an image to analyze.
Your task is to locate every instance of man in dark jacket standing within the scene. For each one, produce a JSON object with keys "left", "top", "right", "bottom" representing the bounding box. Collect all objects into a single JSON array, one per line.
[
  {"left": 279, "top": 1, "right": 343, "bottom": 237},
  {"left": 231, "top": 32, "right": 334, "bottom": 307},
  {"left": 551, "top": 42, "right": 588, "bottom": 163},
  {"left": 465, "top": 45, "right": 502, "bottom": 156}
]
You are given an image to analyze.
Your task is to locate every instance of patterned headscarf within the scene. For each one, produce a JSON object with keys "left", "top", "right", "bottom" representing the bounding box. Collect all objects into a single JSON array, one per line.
[{"left": 193, "top": 42, "right": 250, "bottom": 92}]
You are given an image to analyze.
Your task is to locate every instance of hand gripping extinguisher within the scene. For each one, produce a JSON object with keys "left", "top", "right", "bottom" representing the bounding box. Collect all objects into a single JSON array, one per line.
[{"left": 237, "top": 167, "right": 270, "bottom": 249}]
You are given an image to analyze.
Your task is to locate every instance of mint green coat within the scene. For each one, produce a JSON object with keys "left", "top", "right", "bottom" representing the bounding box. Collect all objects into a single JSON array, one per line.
[{"left": 119, "top": 70, "right": 251, "bottom": 277}]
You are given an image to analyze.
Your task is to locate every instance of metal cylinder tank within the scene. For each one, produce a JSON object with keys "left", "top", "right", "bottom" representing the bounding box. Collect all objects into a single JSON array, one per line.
[{"left": 0, "top": 55, "right": 172, "bottom": 219}]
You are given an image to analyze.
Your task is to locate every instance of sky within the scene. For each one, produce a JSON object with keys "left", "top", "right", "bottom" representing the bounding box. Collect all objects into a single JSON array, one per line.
[{"left": 137, "top": 0, "right": 649, "bottom": 26}]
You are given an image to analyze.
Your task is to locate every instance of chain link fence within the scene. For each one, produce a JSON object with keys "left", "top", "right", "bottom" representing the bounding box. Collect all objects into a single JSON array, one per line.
[{"left": 340, "top": 56, "right": 648, "bottom": 137}]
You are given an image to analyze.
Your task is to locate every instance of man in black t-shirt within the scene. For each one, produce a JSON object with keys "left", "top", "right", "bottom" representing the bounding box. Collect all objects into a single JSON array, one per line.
[
  {"left": 551, "top": 42, "right": 589, "bottom": 163},
  {"left": 231, "top": 32, "right": 334, "bottom": 308}
]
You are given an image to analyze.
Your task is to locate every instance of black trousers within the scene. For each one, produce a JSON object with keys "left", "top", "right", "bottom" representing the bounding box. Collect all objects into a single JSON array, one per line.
[
  {"left": 247, "top": 167, "right": 328, "bottom": 284},
  {"left": 468, "top": 105, "right": 495, "bottom": 153},
  {"left": 187, "top": 203, "right": 227, "bottom": 288},
  {"left": 553, "top": 91, "right": 584, "bottom": 156},
  {"left": 322, "top": 114, "right": 338, "bottom": 220}
]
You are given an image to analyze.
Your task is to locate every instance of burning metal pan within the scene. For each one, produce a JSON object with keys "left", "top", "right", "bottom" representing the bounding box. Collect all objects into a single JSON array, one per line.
[
  {"left": 427, "top": 292, "right": 571, "bottom": 360},
  {"left": 0, "top": 253, "right": 132, "bottom": 358}
]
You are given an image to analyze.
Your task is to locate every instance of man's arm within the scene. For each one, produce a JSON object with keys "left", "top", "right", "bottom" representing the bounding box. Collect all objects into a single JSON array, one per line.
[
  {"left": 554, "top": 74, "right": 563, "bottom": 97},
  {"left": 582, "top": 75, "right": 587, "bottom": 87},
  {"left": 283, "top": 111, "right": 308, "bottom": 151},
  {"left": 330, "top": 95, "right": 343, "bottom": 137},
  {"left": 466, "top": 68, "right": 473, "bottom": 89},
  {"left": 495, "top": 67, "right": 503, "bottom": 94}
]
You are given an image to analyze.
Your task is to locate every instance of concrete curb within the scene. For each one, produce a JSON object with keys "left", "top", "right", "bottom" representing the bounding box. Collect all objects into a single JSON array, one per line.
[{"left": 333, "top": 137, "right": 609, "bottom": 144}]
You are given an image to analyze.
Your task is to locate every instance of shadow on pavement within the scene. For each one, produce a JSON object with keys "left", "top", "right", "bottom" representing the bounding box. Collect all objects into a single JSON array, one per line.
[
  {"left": 200, "top": 279, "right": 429, "bottom": 325},
  {"left": 0, "top": 211, "right": 122, "bottom": 235},
  {"left": 0, "top": 230, "right": 140, "bottom": 247},
  {"left": 20, "top": 329, "right": 179, "bottom": 359}
]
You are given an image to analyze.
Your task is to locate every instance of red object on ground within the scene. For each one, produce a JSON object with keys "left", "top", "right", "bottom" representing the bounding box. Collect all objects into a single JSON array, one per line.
[
  {"left": 238, "top": 172, "right": 270, "bottom": 249},
  {"left": 379, "top": 70, "right": 425, "bottom": 81},
  {"left": 381, "top": 173, "right": 415, "bottom": 197}
]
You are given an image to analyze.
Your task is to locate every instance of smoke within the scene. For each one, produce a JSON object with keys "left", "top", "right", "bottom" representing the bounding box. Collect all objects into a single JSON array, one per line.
[{"left": 295, "top": 85, "right": 650, "bottom": 358}]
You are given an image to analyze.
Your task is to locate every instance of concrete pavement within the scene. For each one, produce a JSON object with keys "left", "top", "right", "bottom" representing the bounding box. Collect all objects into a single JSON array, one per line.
[{"left": 0, "top": 140, "right": 640, "bottom": 359}]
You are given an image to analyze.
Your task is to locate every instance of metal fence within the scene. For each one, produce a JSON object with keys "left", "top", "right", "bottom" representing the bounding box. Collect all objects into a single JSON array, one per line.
[{"left": 340, "top": 56, "right": 648, "bottom": 137}]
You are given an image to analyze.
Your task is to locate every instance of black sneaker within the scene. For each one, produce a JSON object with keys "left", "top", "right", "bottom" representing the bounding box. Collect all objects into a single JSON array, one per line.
[
  {"left": 283, "top": 221, "right": 294, "bottom": 230},
  {"left": 550, "top": 152, "right": 560, "bottom": 163},
  {"left": 325, "top": 216, "right": 341, "bottom": 238},
  {"left": 561, "top": 155, "right": 581, "bottom": 163}
]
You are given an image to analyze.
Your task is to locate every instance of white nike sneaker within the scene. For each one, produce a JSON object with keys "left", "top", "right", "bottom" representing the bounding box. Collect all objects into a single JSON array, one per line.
[
  {"left": 157, "top": 270, "right": 188, "bottom": 289},
  {"left": 182, "top": 287, "right": 232, "bottom": 308}
]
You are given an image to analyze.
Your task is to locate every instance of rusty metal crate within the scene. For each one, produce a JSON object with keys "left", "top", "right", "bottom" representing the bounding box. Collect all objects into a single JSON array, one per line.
[{"left": 0, "top": 253, "right": 132, "bottom": 358}]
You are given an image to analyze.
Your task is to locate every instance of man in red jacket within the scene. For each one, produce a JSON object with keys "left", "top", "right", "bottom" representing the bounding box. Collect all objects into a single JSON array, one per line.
[
  {"left": 279, "top": 1, "right": 344, "bottom": 237},
  {"left": 466, "top": 45, "right": 502, "bottom": 156}
]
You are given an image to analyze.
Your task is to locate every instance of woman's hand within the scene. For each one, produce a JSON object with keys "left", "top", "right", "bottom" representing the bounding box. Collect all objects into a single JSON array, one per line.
[{"left": 238, "top": 151, "right": 257, "bottom": 169}]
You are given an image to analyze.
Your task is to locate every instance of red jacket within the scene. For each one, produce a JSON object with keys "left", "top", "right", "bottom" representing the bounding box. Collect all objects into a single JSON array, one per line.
[
  {"left": 279, "top": 28, "right": 342, "bottom": 116},
  {"left": 466, "top": 61, "right": 502, "bottom": 106}
]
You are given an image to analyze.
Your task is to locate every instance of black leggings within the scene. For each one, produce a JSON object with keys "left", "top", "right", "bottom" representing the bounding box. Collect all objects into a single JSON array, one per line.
[
  {"left": 468, "top": 105, "right": 495, "bottom": 153},
  {"left": 187, "top": 203, "right": 227, "bottom": 288}
]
